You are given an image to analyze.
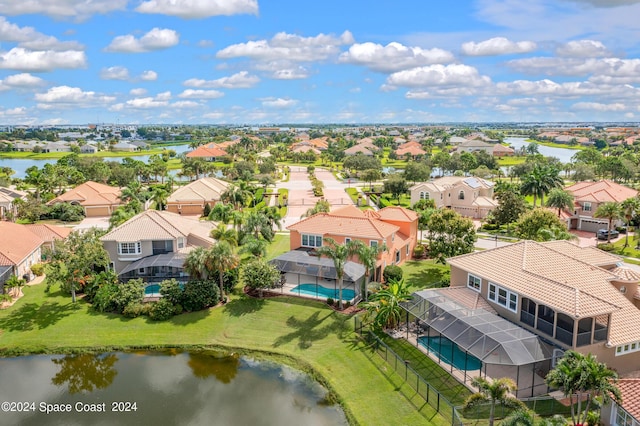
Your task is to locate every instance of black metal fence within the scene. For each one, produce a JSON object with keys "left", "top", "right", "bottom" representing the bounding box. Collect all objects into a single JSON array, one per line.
[{"left": 355, "top": 317, "right": 463, "bottom": 425}]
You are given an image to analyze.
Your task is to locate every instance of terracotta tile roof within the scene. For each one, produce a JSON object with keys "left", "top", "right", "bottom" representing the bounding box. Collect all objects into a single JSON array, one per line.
[
  {"left": 565, "top": 180, "right": 638, "bottom": 203},
  {"left": 100, "top": 210, "right": 215, "bottom": 244},
  {"left": 216, "top": 140, "right": 239, "bottom": 149},
  {"left": 492, "top": 144, "right": 515, "bottom": 154},
  {"left": 377, "top": 206, "right": 419, "bottom": 222},
  {"left": 395, "top": 146, "right": 426, "bottom": 156},
  {"left": 448, "top": 240, "right": 640, "bottom": 346},
  {"left": 344, "top": 145, "right": 374, "bottom": 155},
  {"left": 167, "top": 177, "right": 229, "bottom": 203},
  {"left": 610, "top": 267, "right": 640, "bottom": 282},
  {"left": 328, "top": 205, "right": 366, "bottom": 218},
  {"left": 543, "top": 240, "right": 621, "bottom": 267},
  {"left": 616, "top": 379, "right": 640, "bottom": 420},
  {"left": 48, "top": 181, "right": 121, "bottom": 207},
  {"left": 0, "top": 222, "right": 43, "bottom": 265},
  {"left": 186, "top": 143, "right": 227, "bottom": 158},
  {"left": 472, "top": 196, "right": 499, "bottom": 208},
  {"left": 291, "top": 145, "right": 321, "bottom": 154},
  {"left": 288, "top": 211, "right": 399, "bottom": 240},
  {"left": 24, "top": 224, "right": 72, "bottom": 242},
  {"left": 397, "top": 140, "right": 422, "bottom": 150}
]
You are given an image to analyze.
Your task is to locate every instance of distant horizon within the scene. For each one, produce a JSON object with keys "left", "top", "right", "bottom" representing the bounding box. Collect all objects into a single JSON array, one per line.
[{"left": 1, "top": 1, "right": 639, "bottom": 125}]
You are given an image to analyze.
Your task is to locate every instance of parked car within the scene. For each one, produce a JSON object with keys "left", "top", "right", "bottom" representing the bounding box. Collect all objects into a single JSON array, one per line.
[{"left": 597, "top": 229, "right": 620, "bottom": 240}]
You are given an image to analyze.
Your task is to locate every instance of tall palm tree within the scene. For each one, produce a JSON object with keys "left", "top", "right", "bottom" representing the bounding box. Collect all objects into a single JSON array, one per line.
[
  {"left": 205, "top": 241, "right": 239, "bottom": 301},
  {"left": 521, "top": 165, "right": 563, "bottom": 207},
  {"left": 315, "top": 238, "right": 358, "bottom": 310},
  {"left": 621, "top": 197, "right": 640, "bottom": 248},
  {"left": 151, "top": 186, "right": 168, "bottom": 211},
  {"left": 363, "top": 278, "right": 411, "bottom": 329},
  {"left": 210, "top": 223, "right": 237, "bottom": 247},
  {"left": 208, "top": 202, "right": 234, "bottom": 224},
  {"left": 182, "top": 246, "right": 208, "bottom": 280},
  {"left": 546, "top": 188, "right": 574, "bottom": 217},
  {"left": 351, "top": 240, "right": 385, "bottom": 301},
  {"left": 546, "top": 351, "right": 621, "bottom": 426},
  {"left": 238, "top": 236, "right": 268, "bottom": 258},
  {"left": 463, "top": 377, "right": 524, "bottom": 426},
  {"left": 242, "top": 211, "right": 274, "bottom": 242},
  {"left": 594, "top": 201, "right": 623, "bottom": 243}
]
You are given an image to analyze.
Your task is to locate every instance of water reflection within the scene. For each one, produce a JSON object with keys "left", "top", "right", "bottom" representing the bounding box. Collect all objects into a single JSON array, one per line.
[
  {"left": 187, "top": 352, "right": 239, "bottom": 383},
  {"left": 51, "top": 353, "right": 118, "bottom": 394}
]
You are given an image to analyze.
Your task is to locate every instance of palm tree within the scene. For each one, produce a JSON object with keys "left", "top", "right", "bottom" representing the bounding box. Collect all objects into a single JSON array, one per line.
[
  {"left": 351, "top": 240, "right": 385, "bottom": 301},
  {"left": 210, "top": 224, "right": 238, "bottom": 247},
  {"left": 301, "top": 199, "right": 331, "bottom": 218},
  {"left": 463, "top": 377, "right": 524, "bottom": 426},
  {"left": 521, "top": 165, "right": 563, "bottom": 207},
  {"left": 546, "top": 188, "right": 574, "bottom": 217},
  {"left": 621, "top": 197, "right": 640, "bottom": 248},
  {"left": 594, "top": 201, "right": 623, "bottom": 243},
  {"left": 208, "top": 202, "right": 234, "bottom": 224},
  {"left": 363, "top": 278, "right": 411, "bottom": 329},
  {"left": 151, "top": 187, "right": 168, "bottom": 211},
  {"left": 546, "top": 351, "right": 621, "bottom": 426},
  {"left": 205, "top": 241, "right": 239, "bottom": 301},
  {"left": 238, "top": 236, "right": 268, "bottom": 258},
  {"left": 182, "top": 246, "right": 209, "bottom": 280},
  {"left": 502, "top": 409, "right": 567, "bottom": 426},
  {"left": 242, "top": 211, "right": 274, "bottom": 242},
  {"left": 315, "top": 238, "right": 358, "bottom": 310}
]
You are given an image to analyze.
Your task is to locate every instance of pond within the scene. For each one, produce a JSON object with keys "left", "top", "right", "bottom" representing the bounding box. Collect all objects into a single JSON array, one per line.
[
  {"left": 504, "top": 137, "right": 578, "bottom": 164},
  {"left": 0, "top": 144, "right": 192, "bottom": 179},
  {"left": 0, "top": 351, "right": 348, "bottom": 426}
]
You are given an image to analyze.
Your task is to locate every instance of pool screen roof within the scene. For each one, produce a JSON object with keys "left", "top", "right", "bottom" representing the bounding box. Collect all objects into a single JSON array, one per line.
[
  {"left": 119, "top": 252, "right": 187, "bottom": 276},
  {"left": 402, "top": 289, "right": 554, "bottom": 366},
  {"left": 270, "top": 249, "right": 365, "bottom": 282}
]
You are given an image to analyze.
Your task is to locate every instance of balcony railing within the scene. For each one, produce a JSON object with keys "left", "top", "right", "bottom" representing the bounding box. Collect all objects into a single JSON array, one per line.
[
  {"left": 576, "top": 331, "right": 591, "bottom": 347},
  {"left": 536, "top": 318, "right": 554, "bottom": 337},
  {"left": 555, "top": 327, "right": 574, "bottom": 346},
  {"left": 520, "top": 311, "right": 535, "bottom": 327}
]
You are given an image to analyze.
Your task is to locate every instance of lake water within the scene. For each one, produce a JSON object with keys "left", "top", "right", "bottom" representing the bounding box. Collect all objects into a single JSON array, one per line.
[
  {"left": 0, "top": 144, "right": 191, "bottom": 179},
  {"left": 0, "top": 351, "right": 347, "bottom": 426},
  {"left": 504, "top": 137, "right": 578, "bottom": 164}
]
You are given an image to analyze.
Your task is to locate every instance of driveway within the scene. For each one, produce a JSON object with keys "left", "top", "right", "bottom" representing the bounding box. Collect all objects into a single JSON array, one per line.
[{"left": 74, "top": 216, "right": 110, "bottom": 231}]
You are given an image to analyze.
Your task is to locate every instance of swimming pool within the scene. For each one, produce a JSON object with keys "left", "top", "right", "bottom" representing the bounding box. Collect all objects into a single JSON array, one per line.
[
  {"left": 418, "top": 336, "right": 482, "bottom": 371},
  {"left": 291, "top": 284, "right": 355, "bottom": 301},
  {"left": 144, "top": 284, "right": 161, "bottom": 296}
]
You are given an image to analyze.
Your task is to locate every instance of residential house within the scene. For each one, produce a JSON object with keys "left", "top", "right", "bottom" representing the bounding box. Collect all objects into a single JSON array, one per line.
[
  {"left": 455, "top": 139, "right": 495, "bottom": 154},
  {"left": 409, "top": 176, "right": 497, "bottom": 219},
  {"left": 24, "top": 224, "right": 72, "bottom": 252},
  {"left": 111, "top": 142, "right": 138, "bottom": 152},
  {"left": 344, "top": 144, "right": 374, "bottom": 156},
  {"left": 186, "top": 143, "right": 228, "bottom": 161},
  {"left": 47, "top": 181, "right": 122, "bottom": 217},
  {"left": 0, "top": 187, "right": 27, "bottom": 220},
  {"left": 565, "top": 180, "right": 638, "bottom": 232},
  {"left": 166, "top": 177, "right": 229, "bottom": 216},
  {"left": 42, "top": 142, "right": 71, "bottom": 153},
  {"left": 601, "top": 379, "right": 640, "bottom": 426},
  {"left": 394, "top": 145, "right": 426, "bottom": 159},
  {"left": 491, "top": 144, "right": 515, "bottom": 157},
  {"left": 0, "top": 222, "right": 45, "bottom": 290},
  {"left": 291, "top": 144, "right": 321, "bottom": 155},
  {"left": 129, "top": 141, "right": 149, "bottom": 149},
  {"left": 275, "top": 205, "right": 418, "bottom": 298},
  {"left": 443, "top": 240, "right": 640, "bottom": 378},
  {"left": 100, "top": 210, "right": 215, "bottom": 284},
  {"left": 80, "top": 144, "right": 98, "bottom": 154}
]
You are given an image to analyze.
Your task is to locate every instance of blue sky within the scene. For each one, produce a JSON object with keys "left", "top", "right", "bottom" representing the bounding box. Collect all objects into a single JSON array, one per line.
[{"left": 1, "top": 0, "right": 640, "bottom": 125}]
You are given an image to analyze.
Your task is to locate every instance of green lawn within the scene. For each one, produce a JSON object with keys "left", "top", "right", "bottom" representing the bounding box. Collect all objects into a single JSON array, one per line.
[
  {"left": 0, "top": 283, "right": 448, "bottom": 426},
  {"left": 266, "top": 233, "right": 291, "bottom": 260},
  {"left": 400, "top": 260, "right": 451, "bottom": 293}
]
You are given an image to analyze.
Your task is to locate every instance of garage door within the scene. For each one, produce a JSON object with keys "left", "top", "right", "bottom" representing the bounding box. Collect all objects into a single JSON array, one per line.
[
  {"left": 85, "top": 206, "right": 111, "bottom": 217},
  {"left": 580, "top": 219, "right": 607, "bottom": 232}
]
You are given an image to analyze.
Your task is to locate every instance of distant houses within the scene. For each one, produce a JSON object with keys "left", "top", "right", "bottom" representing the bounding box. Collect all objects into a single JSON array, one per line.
[
  {"left": 166, "top": 177, "right": 229, "bottom": 216},
  {"left": 47, "top": 181, "right": 122, "bottom": 217}
]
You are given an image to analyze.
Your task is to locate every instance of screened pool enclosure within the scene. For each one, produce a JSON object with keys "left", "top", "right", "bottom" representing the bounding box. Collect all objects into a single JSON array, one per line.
[{"left": 400, "top": 288, "right": 556, "bottom": 397}]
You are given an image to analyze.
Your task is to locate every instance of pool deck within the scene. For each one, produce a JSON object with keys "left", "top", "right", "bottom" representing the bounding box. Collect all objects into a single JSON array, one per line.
[{"left": 276, "top": 283, "right": 358, "bottom": 303}]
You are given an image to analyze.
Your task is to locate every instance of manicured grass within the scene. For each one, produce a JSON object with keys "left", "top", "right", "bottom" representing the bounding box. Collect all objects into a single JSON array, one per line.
[
  {"left": 497, "top": 156, "right": 526, "bottom": 166},
  {"left": 605, "top": 235, "right": 640, "bottom": 259},
  {"left": 0, "top": 283, "right": 448, "bottom": 425},
  {"left": 345, "top": 187, "right": 360, "bottom": 204},
  {"left": 0, "top": 148, "right": 177, "bottom": 160},
  {"left": 400, "top": 260, "right": 451, "bottom": 293},
  {"left": 266, "top": 234, "right": 291, "bottom": 260}
]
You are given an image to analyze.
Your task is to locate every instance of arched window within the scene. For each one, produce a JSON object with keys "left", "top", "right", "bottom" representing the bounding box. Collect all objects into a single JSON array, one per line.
[{"left": 458, "top": 190, "right": 465, "bottom": 200}]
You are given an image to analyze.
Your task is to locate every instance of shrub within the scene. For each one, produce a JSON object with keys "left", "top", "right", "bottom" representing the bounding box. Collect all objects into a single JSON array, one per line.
[
  {"left": 383, "top": 265, "right": 403, "bottom": 283},
  {"left": 149, "top": 299, "right": 175, "bottom": 321},
  {"left": 112, "top": 279, "right": 145, "bottom": 313},
  {"left": 326, "top": 297, "right": 334, "bottom": 306},
  {"left": 123, "top": 302, "right": 146, "bottom": 318},
  {"left": 597, "top": 243, "right": 615, "bottom": 252},
  {"left": 481, "top": 223, "right": 499, "bottom": 231},
  {"left": 30, "top": 263, "right": 45, "bottom": 276},
  {"left": 203, "top": 203, "right": 212, "bottom": 217},
  {"left": 181, "top": 280, "right": 220, "bottom": 312},
  {"left": 413, "top": 245, "right": 425, "bottom": 259},
  {"left": 93, "top": 282, "right": 120, "bottom": 313},
  {"left": 345, "top": 301, "right": 351, "bottom": 308},
  {"left": 160, "top": 279, "right": 183, "bottom": 305}
]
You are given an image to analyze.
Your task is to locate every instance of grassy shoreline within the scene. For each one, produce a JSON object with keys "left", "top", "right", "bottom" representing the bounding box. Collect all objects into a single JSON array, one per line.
[{"left": 0, "top": 283, "right": 447, "bottom": 426}]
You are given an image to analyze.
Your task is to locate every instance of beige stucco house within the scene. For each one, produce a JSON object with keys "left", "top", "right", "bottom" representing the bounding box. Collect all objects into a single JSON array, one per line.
[
  {"left": 0, "top": 222, "right": 44, "bottom": 289},
  {"left": 409, "top": 176, "right": 497, "bottom": 219},
  {"left": 100, "top": 210, "right": 215, "bottom": 283},
  {"left": 166, "top": 177, "right": 229, "bottom": 216},
  {"left": 47, "top": 181, "right": 122, "bottom": 217}
]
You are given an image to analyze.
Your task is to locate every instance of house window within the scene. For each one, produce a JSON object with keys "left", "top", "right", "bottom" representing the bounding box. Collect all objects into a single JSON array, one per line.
[
  {"left": 488, "top": 282, "right": 518, "bottom": 312},
  {"left": 616, "top": 341, "right": 640, "bottom": 356},
  {"left": 152, "top": 240, "right": 173, "bottom": 255},
  {"left": 420, "top": 191, "right": 429, "bottom": 200},
  {"left": 583, "top": 202, "right": 592, "bottom": 212},
  {"left": 177, "top": 237, "right": 185, "bottom": 249},
  {"left": 395, "top": 250, "right": 400, "bottom": 264},
  {"left": 118, "top": 242, "right": 141, "bottom": 255},
  {"left": 302, "top": 234, "right": 323, "bottom": 248},
  {"left": 467, "top": 274, "right": 481, "bottom": 292},
  {"left": 370, "top": 240, "right": 379, "bottom": 248},
  {"left": 345, "top": 238, "right": 351, "bottom": 244},
  {"left": 458, "top": 190, "right": 465, "bottom": 200},
  {"left": 615, "top": 405, "right": 634, "bottom": 426}
]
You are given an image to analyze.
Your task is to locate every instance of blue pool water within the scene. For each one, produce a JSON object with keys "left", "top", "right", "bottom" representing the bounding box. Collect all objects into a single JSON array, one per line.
[
  {"left": 144, "top": 284, "right": 161, "bottom": 295},
  {"left": 418, "top": 336, "right": 482, "bottom": 371},
  {"left": 291, "top": 283, "right": 355, "bottom": 301}
]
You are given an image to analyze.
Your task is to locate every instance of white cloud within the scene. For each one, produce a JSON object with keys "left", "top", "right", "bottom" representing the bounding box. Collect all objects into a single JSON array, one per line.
[
  {"left": 35, "top": 86, "right": 115, "bottom": 109},
  {"left": 270, "top": 67, "right": 310, "bottom": 80},
  {"left": 0, "top": 17, "right": 84, "bottom": 51},
  {"left": 507, "top": 57, "right": 640, "bottom": 82},
  {"left": 0, "top": 48, "right": 86, "bottom": 71},
  {"left": 178, "top": 89, "right": 224, "bottom": 99},
  {"left": 0, "top": 73, "right": 45, "bottom": 89},
  {"left": 100, "top": 66, "right": 130, "bottom": 80},
  {"left": 461, "top": 37, "right": 537, "bottom": 56},
  {"left": 261, "top": 97, "right": 297, "bottom": 108},
  {"left": 130, "top": 88, "right": 148, "bottom": 96},
  {"left": 125, "top": 97, "right": 169, "bottom": 109},
  {"left": 493, "top": 78, "right": 640, "bottom": 98},
  {"left": 556, "top": 40, "right": 612, "bottom": 57},
  {"left": 339, "top": 42, "right": 455, "bottom": 73},
  {"left": 217, "top": 31, "right": 354, "bottom": 62},
  {"left": 136, "top": 0, "right": 258, "bottom": 19},
  {"left": 184, "top": 71, "right": 259, "bottom": 88},
  {"left": 571, "top": 101, "right": 626, "bottom": 111},
  {"left": 140, "top": 70, "right": 158, "bottom": 81},
  {"left": 0, "top": 0, "right": 127, "bottom": 21},
  {"left": 105, "top": 28, "right": 179, "bottom": 53},
  {"left": 172, "top": 100, "right": 202, "bottom": 108},
  {"left": 566, "top": 0, "right": 640, "bottom": 7},
  {"left": 385, "top": 64, "right": 491, "bottom": 89}
]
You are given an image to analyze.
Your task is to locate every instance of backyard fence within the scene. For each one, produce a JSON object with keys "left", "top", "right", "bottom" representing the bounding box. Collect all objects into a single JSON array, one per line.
[{"left": 355, "top": 317, "right": 464, "bottom": 426}]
